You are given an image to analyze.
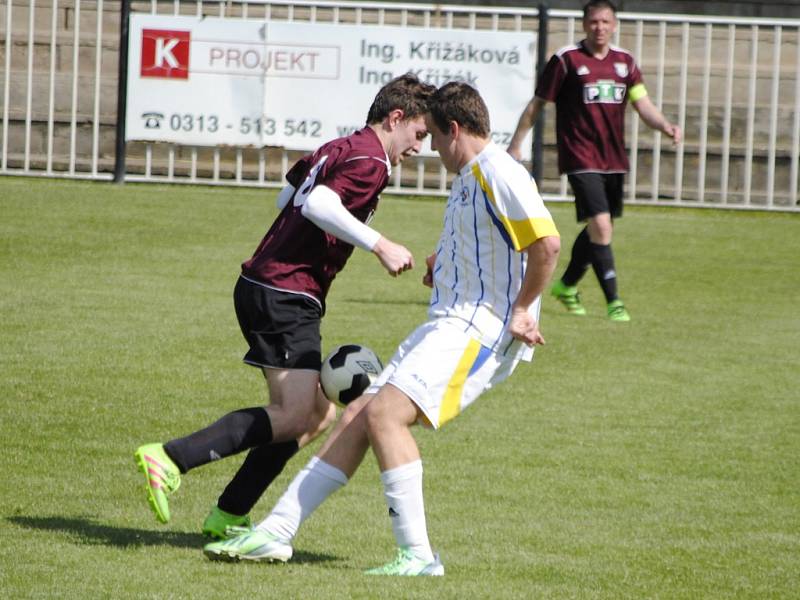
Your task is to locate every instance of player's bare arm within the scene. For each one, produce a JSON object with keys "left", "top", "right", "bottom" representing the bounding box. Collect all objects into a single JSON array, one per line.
[
  {"left": 507, "top": 97, "right": 547, "bottom": 161},
  {"left": 508, "top": 235, "right": 560, "bottom": 345},
  {"left": 632, "top": 95, "right": 682, "bottom": 145}
]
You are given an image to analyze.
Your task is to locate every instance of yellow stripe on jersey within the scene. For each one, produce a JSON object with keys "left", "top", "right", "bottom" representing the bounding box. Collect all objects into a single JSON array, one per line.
[
  {"left": 439, "top": 338, "right": 481, "bottom": 426},
  {"left": 629, "top": 83, "right": 648, "bottom": 102},
  {"left": 472, "top": 164, "right": 559, "bottom": 251}
]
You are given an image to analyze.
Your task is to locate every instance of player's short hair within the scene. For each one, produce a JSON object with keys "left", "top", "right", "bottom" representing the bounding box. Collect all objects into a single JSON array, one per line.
[
  {"left": 366, "top": 73, "right": 436, "bottom": 125},
  {"left": 583, "top": 0, "right": 618, "bottom": 19},
  {"left": 427, "top": 82, "right": 490, "bottom": 138}
]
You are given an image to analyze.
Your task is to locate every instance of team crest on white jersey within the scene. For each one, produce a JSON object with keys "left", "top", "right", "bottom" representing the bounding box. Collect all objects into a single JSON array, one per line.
[
  {"left": 614, "top": 62, "right": 628, "bottom": 77},
  {"left": 577, "top": 65, "right": 590, "bottom": 76},
  {"left": 459, "top": 185, "right": 470, "bottom": 205}
]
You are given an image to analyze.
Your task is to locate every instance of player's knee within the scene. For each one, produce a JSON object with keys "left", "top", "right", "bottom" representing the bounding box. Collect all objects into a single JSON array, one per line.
[
  {"left": 588, "top": 218, "right": 613, "bottom": 244},
  {"left": 364, "top": 395, "right": 395, "bottom": 435}
]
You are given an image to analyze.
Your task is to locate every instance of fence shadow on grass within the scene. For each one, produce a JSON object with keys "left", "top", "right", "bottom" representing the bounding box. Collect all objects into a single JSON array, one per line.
[{"left": 5, "top": 515, "right": 337, "bottom": 563}]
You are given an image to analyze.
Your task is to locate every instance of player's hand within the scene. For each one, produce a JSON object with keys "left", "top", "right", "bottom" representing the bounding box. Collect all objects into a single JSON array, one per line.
[
  {"left": 372, "top": 236, "right": 414, "bottom": 277},
  {"left": 665, "top": 123, "right": 682, "bottom": 146},
  {"left": 422, "top": 253, "right": 436, "bottom": 287},
  {"left": 508, "top": 307, "right": 545, "bottom": 346}
]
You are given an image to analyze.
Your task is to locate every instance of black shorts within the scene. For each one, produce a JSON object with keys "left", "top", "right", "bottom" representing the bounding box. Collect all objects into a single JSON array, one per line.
[
  {"left": 568, "top": 172, "right": 625, "bottom": 222},
  {"left": 233, "top": 276, "right": 323, "bottom": 371}
]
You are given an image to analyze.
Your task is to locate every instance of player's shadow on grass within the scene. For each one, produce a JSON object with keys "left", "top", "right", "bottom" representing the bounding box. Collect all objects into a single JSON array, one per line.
[
  {"left": 7, "top": 515, "right": 203, "bottom": 549},
  {"left": 5, "top": 516, "right": 336, "bottom": 563}
]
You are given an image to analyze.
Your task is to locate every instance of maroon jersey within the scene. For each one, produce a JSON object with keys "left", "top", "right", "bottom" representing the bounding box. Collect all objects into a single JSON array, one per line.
[
  {"left": 535, "top": 41, "right": 643, "bottom": 174},
  {"left": 241, "top": 127, "right": 390, "bottom": 311}
]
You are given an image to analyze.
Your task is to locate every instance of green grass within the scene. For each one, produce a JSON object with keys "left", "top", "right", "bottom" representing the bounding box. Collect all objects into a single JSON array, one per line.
[{"left": 1, "top": 177, "right": 798, "bottom": 599}]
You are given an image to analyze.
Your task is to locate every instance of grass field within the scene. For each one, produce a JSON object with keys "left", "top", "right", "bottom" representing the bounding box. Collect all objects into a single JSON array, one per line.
[{"left": 1, "top": 176, "right": 798, "bottom": 599}]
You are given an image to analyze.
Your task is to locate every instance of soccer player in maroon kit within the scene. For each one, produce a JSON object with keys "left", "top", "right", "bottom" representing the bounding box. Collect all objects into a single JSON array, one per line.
[
  {"left": 134, "top": 74, "right": 436, "bottom": 536},
  {"left": 508, "top": 0, "right": 681, "bottom": 321}
]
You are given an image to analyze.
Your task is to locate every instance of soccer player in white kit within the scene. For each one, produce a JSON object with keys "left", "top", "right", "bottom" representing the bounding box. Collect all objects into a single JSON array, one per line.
[{"left": 204, "top": 82, "right": 562, "bottom": 575}]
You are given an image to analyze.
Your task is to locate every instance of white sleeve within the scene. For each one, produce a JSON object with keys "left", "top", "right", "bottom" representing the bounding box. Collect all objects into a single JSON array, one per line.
[
  {"left": 300, "top": 185, "right": 381, "bottom": 251},
  {"left": 276, "top": 184, "right": 296, "bottom": 210}
]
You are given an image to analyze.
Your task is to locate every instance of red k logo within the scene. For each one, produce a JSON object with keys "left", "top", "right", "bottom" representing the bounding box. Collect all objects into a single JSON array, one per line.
[{"left": 141, "top": 29, "right": 190, "bottom": 79}]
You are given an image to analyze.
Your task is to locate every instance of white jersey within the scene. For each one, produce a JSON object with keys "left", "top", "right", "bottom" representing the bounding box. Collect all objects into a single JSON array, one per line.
[{"left": 428, "top": 142, "right": 559, "bottom": 362}]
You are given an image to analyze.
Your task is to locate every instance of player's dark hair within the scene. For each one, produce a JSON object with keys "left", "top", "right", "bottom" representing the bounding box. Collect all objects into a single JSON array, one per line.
[
  {"left": 428, "top": 82, "right": 490, "bottom": 138},
  {"left": 583, "top": 0, "right": 618, "bottom": 19},
  {"left": 366, "top": 73, "right": 436, "bottom": 125}
]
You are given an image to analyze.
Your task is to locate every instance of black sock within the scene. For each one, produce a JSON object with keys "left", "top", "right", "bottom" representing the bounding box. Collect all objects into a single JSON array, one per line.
[
  {"left": 216, "top": 440, "right": 300, "bottom": 516},
  {"left": 562, "top": 227, "right": 592, "bottom": 287},
  {"left": 163, "top": 407, "right": 273, "bottom": 473},
  {"left": 590, "top": 242, "right": 618, "bottom": 303}
]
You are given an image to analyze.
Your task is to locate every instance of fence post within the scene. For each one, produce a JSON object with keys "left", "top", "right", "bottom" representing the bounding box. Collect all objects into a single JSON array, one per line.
[
  {"left": 113, "top": 0, "right": 131, "bottom": 183},
  {"left": 532, "top": 2, "right": 548, "bottom": 185}
]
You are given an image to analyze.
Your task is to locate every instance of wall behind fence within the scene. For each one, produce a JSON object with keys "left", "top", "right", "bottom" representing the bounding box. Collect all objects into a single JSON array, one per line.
[{"left": 1, "top": 0, "right": 799, "bottom": 211}]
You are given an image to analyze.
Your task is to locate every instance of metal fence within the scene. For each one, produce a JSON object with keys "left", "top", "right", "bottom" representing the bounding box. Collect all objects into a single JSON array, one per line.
[{"left": 1, "top": 0, "right": 799, "bottom": 211}]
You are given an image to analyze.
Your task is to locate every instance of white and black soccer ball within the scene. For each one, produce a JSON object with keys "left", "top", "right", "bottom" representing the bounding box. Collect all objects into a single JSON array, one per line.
[{"left": 320, "top": 344, "right": 383, "bottom": 407}]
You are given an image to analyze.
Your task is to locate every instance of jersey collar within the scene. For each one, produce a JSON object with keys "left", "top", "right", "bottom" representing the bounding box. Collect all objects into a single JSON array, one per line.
[{"left": 458, "top": 140, "right": 497, "bottom": 178}]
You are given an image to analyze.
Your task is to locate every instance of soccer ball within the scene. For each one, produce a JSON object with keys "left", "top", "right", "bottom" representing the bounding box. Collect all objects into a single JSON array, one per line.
[{"left": 320, "top": 344, "right": 383, "bottom": 407}]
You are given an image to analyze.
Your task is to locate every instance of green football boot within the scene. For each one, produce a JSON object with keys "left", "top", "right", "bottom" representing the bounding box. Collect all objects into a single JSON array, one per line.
[
  {"left": 550, "top": 280, "right": 587, "bottom": 316},
  {"left": 203, "top": 529, "right": 293, "bottom": 563},
  {"left": 365, "top": 547, "right": 444, "bottom": 576},
  {"left": 607, "top": 299, "right": 631, "bottom": 322},
  {"left": 134, "top": 443, "right": 181, "bottom": 524},
  {"left": 202, "top": 506, "right": 252, "bottom": 540}
]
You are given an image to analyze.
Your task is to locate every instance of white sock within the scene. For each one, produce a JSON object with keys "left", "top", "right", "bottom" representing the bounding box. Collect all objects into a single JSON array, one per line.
[
  {"left": 256, "top": 456, "right": 347, "bottom": 542},
  {"left": 380, "top": 459, "right": 434, "bottom": 563}
]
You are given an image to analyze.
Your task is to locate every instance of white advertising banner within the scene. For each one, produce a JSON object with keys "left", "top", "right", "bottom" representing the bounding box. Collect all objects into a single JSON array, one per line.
[{"left": 126, "top": 15, "right": 535, "bottom": 157}]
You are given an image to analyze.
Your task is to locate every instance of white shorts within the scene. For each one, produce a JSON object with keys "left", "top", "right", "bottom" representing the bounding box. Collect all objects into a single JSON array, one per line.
[{"left": 366, "top": 317, "right": 521, "bottom": 429}]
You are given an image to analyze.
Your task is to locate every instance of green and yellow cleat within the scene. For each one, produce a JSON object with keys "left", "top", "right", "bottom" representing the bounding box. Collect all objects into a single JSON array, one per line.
[{"left": 134, "top": 443, "right": 181, "bottom": 524}]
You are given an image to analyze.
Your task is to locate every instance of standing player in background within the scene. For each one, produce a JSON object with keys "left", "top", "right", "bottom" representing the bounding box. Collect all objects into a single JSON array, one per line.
[
  {"left": 204, "top": 82, "right": 561, "bottom": 576},
  {"left": 508, "top": 0, "right": 681, "bottom": 321},
  {"left": 134, "top": 74, "right": 435, "bottom": 538}
]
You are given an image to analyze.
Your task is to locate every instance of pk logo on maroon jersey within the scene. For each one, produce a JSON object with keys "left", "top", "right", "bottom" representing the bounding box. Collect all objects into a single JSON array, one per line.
[
  {"left": 583, "top": 80, "right": 626, "bottom": 104},
  {"left": 141, "top": 29, "right": 190, "bottom": 79}
]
